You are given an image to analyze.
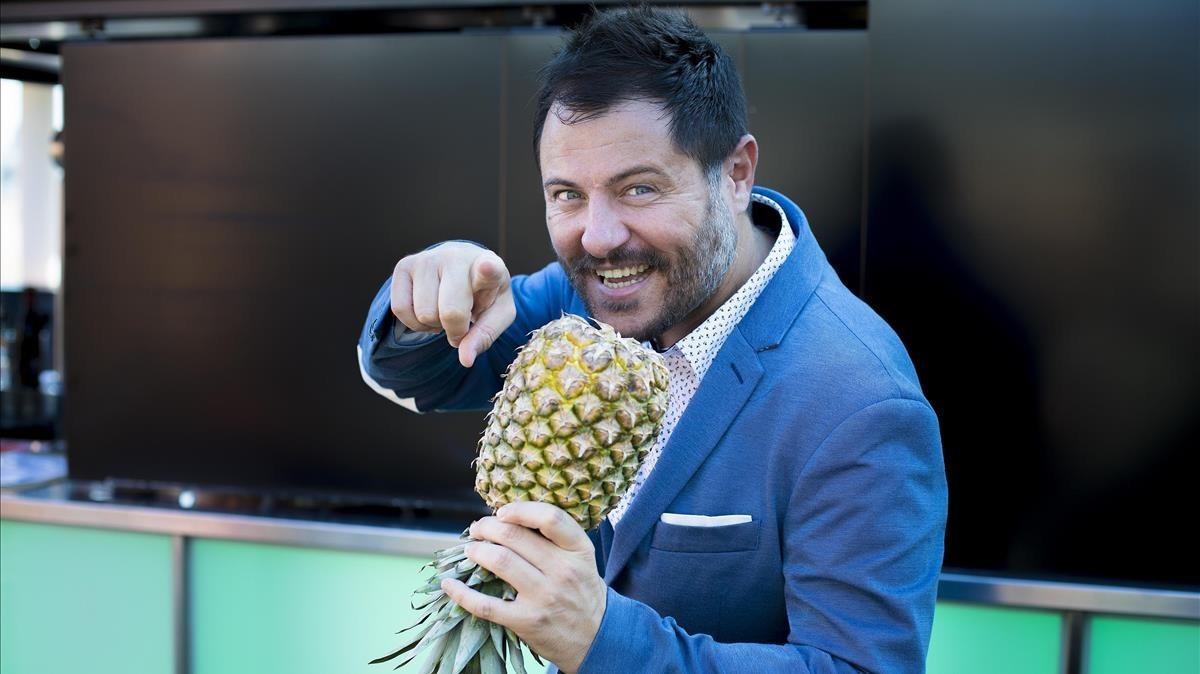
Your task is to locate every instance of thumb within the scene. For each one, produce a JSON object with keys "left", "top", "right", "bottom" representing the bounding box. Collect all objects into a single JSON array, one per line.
[{"left": 459, "top": 291, "right": 515, "bottom": 368}]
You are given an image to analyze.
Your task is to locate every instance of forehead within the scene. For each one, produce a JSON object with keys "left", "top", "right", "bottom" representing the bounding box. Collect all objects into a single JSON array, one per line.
[{"left": 539, "top": 100, "right": 697, "bottom": 181}]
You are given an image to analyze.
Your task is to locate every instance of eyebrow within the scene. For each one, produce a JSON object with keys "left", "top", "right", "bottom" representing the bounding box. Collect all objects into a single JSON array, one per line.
[{"left": 543, "top": 165, "right": 668, "bottom": 192}]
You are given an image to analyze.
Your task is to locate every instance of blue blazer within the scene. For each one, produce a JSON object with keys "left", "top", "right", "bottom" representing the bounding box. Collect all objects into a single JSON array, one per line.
[{"left": 358, "top": 187, "right": 947, "bottom": 673}]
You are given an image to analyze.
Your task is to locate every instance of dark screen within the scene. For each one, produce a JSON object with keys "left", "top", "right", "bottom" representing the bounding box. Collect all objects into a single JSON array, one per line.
[
  {"left": 61, "top": 34, "right": 507, "bottom": 506},
  {"left": 867, "top": 0, "right": 1200, "bottom": 588}
]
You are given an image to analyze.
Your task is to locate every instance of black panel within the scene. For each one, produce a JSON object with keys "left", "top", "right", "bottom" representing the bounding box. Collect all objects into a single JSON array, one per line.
[
  {"left": 62, "top": 34, "right": 502, "bottom": 506},
  {"left": 741, "top": 30, "right": 866, "bottom": 292},
  {"left": 866, "top": 0, "right": 1200, "bottom": 588},
  {"left": 502, "top": 30, "right": 562, "bottom": 276}
]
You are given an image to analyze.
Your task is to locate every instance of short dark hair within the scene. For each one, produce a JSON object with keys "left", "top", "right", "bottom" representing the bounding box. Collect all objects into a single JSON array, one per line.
[{"left": 533, "top": 6, "right": 748, "bottom": 175}]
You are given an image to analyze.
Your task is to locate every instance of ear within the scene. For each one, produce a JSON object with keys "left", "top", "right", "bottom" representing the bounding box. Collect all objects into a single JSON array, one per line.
[{"left": 724, "top": 134, "right": 758, "bottom": 212}]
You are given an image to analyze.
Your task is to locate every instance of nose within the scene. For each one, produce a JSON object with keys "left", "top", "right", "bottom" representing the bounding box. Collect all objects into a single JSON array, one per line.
[{"left": 579, "top": 197, "right": 631, "bottom": 259}]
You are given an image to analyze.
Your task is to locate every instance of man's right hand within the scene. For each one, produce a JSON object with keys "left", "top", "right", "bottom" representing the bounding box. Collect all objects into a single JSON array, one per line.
[{"left": 390, "top": 242, "right": 515, "bottom": 368}]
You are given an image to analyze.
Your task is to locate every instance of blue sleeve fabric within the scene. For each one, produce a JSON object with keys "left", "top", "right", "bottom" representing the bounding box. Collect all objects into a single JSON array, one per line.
[
  {"left": 357, "top": 260, "right": 583, "bottom": 412},
  {"left": 578, "top": 397, "right": 946, "bottom": 674}
]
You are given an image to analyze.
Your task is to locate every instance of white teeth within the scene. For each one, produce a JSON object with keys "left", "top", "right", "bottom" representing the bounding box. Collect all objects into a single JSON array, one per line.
[
  {"left": 597, "top": 265, "right": 649, "bottom": 280},
  {"left": 604, "top": 277, "right": 642, "bottom": 288},
  {"left": 598, "top": 264, "right": 650, "bottom": 289}
]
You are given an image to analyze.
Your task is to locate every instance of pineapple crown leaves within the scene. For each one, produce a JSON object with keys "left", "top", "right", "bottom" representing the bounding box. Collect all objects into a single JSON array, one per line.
[{"left": 375, "top": 529, "right": 548, "bottom": 673}]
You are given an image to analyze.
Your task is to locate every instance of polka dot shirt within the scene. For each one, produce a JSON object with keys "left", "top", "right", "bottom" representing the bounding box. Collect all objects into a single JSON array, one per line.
[{"left": 608, "top": 193, "right": 797, "bottom": 527}]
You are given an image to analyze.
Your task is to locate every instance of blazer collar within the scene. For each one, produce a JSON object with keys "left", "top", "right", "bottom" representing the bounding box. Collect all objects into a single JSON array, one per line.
[{"left": 737, "top": 186, "right": 827, "bottom": 352}]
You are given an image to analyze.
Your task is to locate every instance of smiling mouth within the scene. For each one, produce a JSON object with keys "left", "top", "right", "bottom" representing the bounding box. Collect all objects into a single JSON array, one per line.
[{"left": 597, "top": 264, "right": 651, "bottom": 288}]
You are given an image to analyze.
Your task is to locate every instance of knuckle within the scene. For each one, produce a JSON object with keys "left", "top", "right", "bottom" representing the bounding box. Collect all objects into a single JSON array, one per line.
[
  {"left": 496, "top": 523, "right": 522, "bottom": 546},
  {"left": 412, "top": 302, "right": 437, "bottom": 324},
  {"left": 440, "top": 307, "right": 470, "bottom": 326},
  {"left": 471, "top": 516, "right": 495, "bottom": 541},
  {"left": 476, "top": 325, "right": 497, "bottom": 350},
  {"left": 448, "top": 241, "right": 478, "bottom": 256},
  {"left": 474, "top": 599, "right": 494, "bottom": 622},
  {"left": 496, "top": 256, "right": 512, "bottom": 280},
  {"left": 408, "top": 253, "right": 431, "bottom": 274},
  {"left": 488, "top": 253, "right": 510, "bottom": 277},
  {"left": 492, "top": 545, "right": 515, "bottom": 570},
  {"left": 393, "top": 308, "right": 419, "bottom": 327}
]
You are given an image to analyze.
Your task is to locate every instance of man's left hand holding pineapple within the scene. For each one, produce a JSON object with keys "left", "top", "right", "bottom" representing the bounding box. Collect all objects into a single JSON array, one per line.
[{"left": 443, "top": 502, "right": 607, "bottom": 674}]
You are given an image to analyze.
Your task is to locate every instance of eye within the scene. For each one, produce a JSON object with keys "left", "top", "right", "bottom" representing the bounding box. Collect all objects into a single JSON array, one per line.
[
  {"left": 625, "top": 185, "right": 656, "bottom": 197},
  {"left": 553, "top": 189, "right": 583, "bottom": 203}
]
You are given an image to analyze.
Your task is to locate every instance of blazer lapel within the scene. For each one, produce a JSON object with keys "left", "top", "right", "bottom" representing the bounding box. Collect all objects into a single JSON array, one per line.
[{"left": 603, "top": 331, "right": 764, "bottom": 583}]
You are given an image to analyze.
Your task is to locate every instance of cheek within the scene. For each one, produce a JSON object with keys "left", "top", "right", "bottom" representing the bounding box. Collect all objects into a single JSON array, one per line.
[
  {"left": 546, "top": 229, "right": 569, "bottom": 259},
  {"left": 546, "top": 218, "right": 582, "bottom": 258},
  {"left": 629, "top": 207, "right": 700, "bottom": 250}
]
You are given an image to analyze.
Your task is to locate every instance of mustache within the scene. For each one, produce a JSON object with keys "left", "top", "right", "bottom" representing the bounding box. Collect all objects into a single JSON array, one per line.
[{"left": 565, "top": 247, "right": 671, "bottom": 276}]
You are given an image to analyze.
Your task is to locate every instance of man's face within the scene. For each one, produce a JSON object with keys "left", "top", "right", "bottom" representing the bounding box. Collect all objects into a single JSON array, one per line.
[{"left": 539, "top": 100, "right": 736, "bottom": 342}]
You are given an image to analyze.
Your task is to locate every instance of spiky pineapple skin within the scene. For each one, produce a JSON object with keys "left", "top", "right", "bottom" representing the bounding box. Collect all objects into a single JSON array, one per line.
[{"left": 474, "top": 315, "right": 669, "bottom": 531}]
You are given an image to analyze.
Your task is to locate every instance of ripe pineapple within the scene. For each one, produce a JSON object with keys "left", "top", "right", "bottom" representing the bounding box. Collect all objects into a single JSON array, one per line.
[{"left": 372, "top": 314, "right": 669, "bottom": 674}]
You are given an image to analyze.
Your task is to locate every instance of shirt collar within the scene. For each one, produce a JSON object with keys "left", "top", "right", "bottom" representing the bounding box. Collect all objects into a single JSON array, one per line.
[{"left": 664, "top": 193, "right": 796, "bottom": 380}]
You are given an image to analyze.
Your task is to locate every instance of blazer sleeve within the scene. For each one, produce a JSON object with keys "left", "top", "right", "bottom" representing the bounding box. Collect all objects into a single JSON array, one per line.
[
  {"left": 356, "top": 260, "right": 578, "bottom": 413},
  {"left": 578, "top": 397, "right": 947, "bottom": 674}
]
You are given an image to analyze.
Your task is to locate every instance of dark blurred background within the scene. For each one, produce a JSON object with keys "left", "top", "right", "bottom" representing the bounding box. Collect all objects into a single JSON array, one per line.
[{"left": 0, "top": 0, "right": 1196, "bottom": 590}]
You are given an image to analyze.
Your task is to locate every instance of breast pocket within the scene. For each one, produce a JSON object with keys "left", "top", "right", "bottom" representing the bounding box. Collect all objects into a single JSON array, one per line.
[
  {"left": 635, "top": 517, "right": 765, "bottom": 639},
  {"left": 649, "top": 518, "right": 761, "bottom": 553}
]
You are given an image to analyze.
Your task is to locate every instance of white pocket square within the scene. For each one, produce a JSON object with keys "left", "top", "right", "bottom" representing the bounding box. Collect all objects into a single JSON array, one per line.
[{"left": 660, "top": 513, "right": 752, "bottom": 528}]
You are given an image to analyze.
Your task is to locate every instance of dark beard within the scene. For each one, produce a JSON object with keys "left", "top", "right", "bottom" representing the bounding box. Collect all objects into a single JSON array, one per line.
[{"left": 560, "top": 189, "right": 736, "bottom": 342}]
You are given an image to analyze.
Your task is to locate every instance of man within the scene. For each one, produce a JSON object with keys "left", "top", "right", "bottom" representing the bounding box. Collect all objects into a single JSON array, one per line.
[{"left": 358, "top": 7, "right": 947, "bottom": 673}]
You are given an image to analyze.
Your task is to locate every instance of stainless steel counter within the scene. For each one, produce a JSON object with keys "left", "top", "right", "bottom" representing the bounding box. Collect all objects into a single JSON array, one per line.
[
  {"left": 1, "top": 485, "right": 461, "bottom": 557},
  {"left": 3, "top": 486, "right": 1197, "bottom": 621}
]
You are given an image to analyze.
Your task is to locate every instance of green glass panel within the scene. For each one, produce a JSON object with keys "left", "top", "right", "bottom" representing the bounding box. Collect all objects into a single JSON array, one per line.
[
  {"left": 0, "top": 519, "right": 174, "bottom": 674},
  {"left": 926, "top": 601, "right": 1062, "bottom": 674},
  {"left": 189, "top": 539, "right": 546, "bottom": 674},
  {"left": 1088, "top": 615, "right": 1200, "bottom": 674}
]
